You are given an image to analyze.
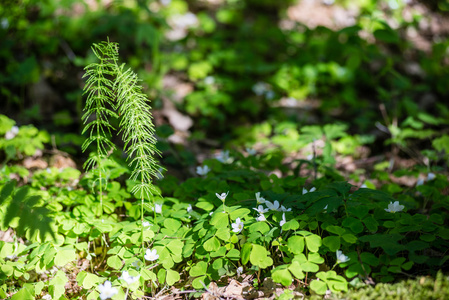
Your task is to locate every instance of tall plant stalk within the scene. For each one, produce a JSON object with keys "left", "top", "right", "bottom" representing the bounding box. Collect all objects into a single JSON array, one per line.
[{"left": 82, "top": 40, "right": 162, "bottom": 233}]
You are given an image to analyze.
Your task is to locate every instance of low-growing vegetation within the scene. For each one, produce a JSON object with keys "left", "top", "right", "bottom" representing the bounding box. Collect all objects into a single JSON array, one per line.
[{"left": 1, "top": 0, "right": 449, "bottom": 299}]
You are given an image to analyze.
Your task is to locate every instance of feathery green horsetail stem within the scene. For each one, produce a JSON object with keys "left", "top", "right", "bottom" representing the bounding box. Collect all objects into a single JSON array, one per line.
[{"left": 82, "top": 40, "right": 162, "bottom": 216}]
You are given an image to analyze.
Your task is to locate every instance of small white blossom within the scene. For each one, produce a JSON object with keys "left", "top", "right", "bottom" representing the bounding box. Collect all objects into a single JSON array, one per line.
[
  {"left": 131, "top": 260, "right": 142, "bottom": 270},
  {"left": 98, "top": 280, "right": 118, "bottom": 300},
  {"left": 153, "top": 203, "right": 162, "bottom": 214},
  {"left": 232, "top": 218, "right": 244, "bottom": 233},
  {"left": 256, "top": 214, "right": 266, "bottom": 222},
  {"left": 265, "top": 200, "right": 280, "bottom": 211},
  {"left": 236, "top": 266, "right": 243, "bottom": 276},
  {"left": 4, "top": 126, "right": 19, "bottom": 140},
  {"left": 216, "top": 150, "right": 232, "bottom": 163},
  {"left": 145, "top": 248, "right": 159, "bottom": 261},
  {"left": 255, "top": 192, "right": 266, "bottom": 204},
  {"left": 187, "top": 204, "right": 193, "bottom": 213},
  {"left": 280, "top": 213, "right": 287, "bottom": 227},
  {"left": 302, "top": 187, "right": 316, "bottom": 194},
  {"left": 385, "top": 201, "right": 404, "bottom": 213},
  {"left": 360, "top": 183, "right": 368, "bottom": 188},
  {"left": 323, "top": 205, "right": 328, "bottom": 210},
  {"left": 336, "top": 250, "right": 350, "bottom": 263},
  {"left": 280, "top": 205, "right": 291, "bottom": 212},
  {"left": 42, "top": 295, "right": 52, "bottom": 300},
  {"left": 204, "top": 76, "right": 215, "bottom": 85},
  {"left": 142, "top": 221, "right": 151, "bottom": 228},
  {"left": 306, "top": 154, "right": 314, "bottom": 161},
  {"left": 120, "top": 271, "right": 140, "bottom": 285},
  {"left": 196, "top": 165, "right": 211, "bottom": 176},
  {"left": 416, "top": 178, "right": 424, "bottom": 186},
  {"left": 253, "top": 205, "right": 269, "bottom": 214},
  {"left": 216, "top": 191, "right": 229, "bottom": 202},
  {"left": 427, "top": 173, "right": 436, "bottom": 181},
  {"left": 209, "top": 212, "right": 213, "bottom": 216},
  {"left": 246, "top": 147, "right": 257, "bottom": 155}
]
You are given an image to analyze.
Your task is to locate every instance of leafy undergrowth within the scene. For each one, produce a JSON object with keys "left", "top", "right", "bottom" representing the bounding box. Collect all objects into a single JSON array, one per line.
[{"left": 1, "top": 115, "right": 449, "bottom": 300}]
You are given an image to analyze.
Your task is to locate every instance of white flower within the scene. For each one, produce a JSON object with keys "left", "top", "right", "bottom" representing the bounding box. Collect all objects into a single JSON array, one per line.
[
  {"left": 280, "top": 213, "right": 287, "bottom": 227},
  {"left": 216, "top": 191, "right": 229, "bottom": 202},
  {"left": 153, "top": 203, "right": 162, "bottom": 214},
  {"left": 306, "top": 154, "right": 314, "bottom": 161},
  {"left": 255, "top": 192, "right": 266, "bottom": 204},
  {"left": 336, "top": 250, "right": 350, "bottom": 263},
  {"left": 98, "top": 280, "right": 118, "bottom": 300},
  {"left": 236, "top": 266, "right": 243, "bottom": 276},
  {"left": 323, "top": 205, "right": 328, "bottom": 210},
  {"left": 416, "top": 178, "right": 424, "bottom": 186},
  {"left": 145, "top": 248, "right": 159, "bottom": 261},
  {"left": 196, "top": 165, "right": 211, "bottom": 176},
  {"left": 253, "top": 205, "right": 269, "bottom": 214},
  {"left": 204, "top": 76, "right": 215, "bottom": 85},
  {"left": 385, "top": 201, "right": 404, "bottom": 213},
  {"left": 265, "top": 200, "right": 280, "bottom": 211},
  {"left": 246, "top": 147, "right": 257, "bottom": 156},
  {"left": 256, "top": 214, "right": 266, "bottom": 222},
  {"left": 131, "top": 260, "right": 142, "bottom": 270},
  {"left": 120, "top": 271, "right": 140, "bottom": 285},
  {"left": 216, "top": 150, "right": 232, "bottom": 163},
  {"left": 5, "top": 126, "right": 19, "bottom": 140},
  {"left": 209, "top": 212, "right": 213, "bottom": 216},
  {"left": 187, "top": 204, "right": 192, "bottom": 213},
  {"left": 232, "top": 218, "right": 244, "bottom": 233},
  {"left": 427, "top": 173, "right": 436, "bottom": 181},
  {"left": 42, "top": 295, "right": 52, "bottom": 300},
  {"left": 302, "top": 187, "right": 316, "bottom": 194},
  {"left": 360, "top": 183, "right": 368, "bottom": 188},
  {"left": 280, "top": 205, "right": 291, "bottom": 212},
  {"left": 142, "top": 221, "right": 151, "bottom": 228}
]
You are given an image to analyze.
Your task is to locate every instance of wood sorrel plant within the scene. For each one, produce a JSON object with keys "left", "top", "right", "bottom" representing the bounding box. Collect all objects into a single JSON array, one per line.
[{"left": 82, "top": 39, "right": 162, "bottom": 219}]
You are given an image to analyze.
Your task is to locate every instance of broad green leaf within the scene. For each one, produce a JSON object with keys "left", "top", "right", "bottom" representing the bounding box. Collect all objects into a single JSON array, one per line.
[
  {"left": 107, "top": 255, "right": 123, "bottom": 270},
  {"left": 310, "top": 279, "right": 327, "bottom": 295},
  {"left": 216, "top": 227, "right": 231, "bottom": 241},
  {"left": 192, "top": 276, "right": 208, "bottom": 290},
  {"left": 164, "top": 218, "right": 182, "bottom": 232},
  {"left": 250, "top": 244, "right": 273, "bottom": 269},
  {"left": 210, "top": 212, "right": 229, "bottom": 229},
  {"left": 308, "top": 252, "right": 325, "bottom": 264},
  {"left": 305, "top": 234, "right": 322, "bottom": 252},
  {"left": 229, "top": 208, "right": 251, "bottom": 220},
  {"left": 323, "top": 236, "right": 340, "bottom": 252},
  {"left": 49, "top": 270, "right": 68, "bottom": 299},
  {"left": 77, "top": 272, "right": 100, "bottom": 289},
  {"left": 287, "top": 236, "right": 304, "bottom": 255},
  {"left": 196, "top": 201, "right": 214, "bottom": 211},
  {"left": 227, "top": 248, "right": 240, "bottom": 260},
  {"left": 204, "top": 237, "right": 220, "bottom": 252},
  {"left": 249, "top": 222, "right": 270, "bottom": 234},
  {"left": 342, "top": 233, "right": 357, "bottom": 244},
  {"left": 167, "top": 240, "right": 184, "bottom": 256},
  {"left": 54, "top": 247, "right": 76, "bottom": 267},
  {"left": 325, "top": 225, "right": 345, "bottom": 236},
  {"left": 11, "top": 284, "right": 34, "bottom": 300},
  {"left": 342, "top": 217, "right": 363, "bottom": 234},
  {"left": 282, "top": 219, "right": 299, "bottom": 231},
  {"left": 272, "top": 265, "right": 293, "bottom": 286},
  {"left": 166, "top": 269, "right": 180, "bottom": 285},
  {"left": 190, "top": 261, "right": 208, "bottom": 277},
  {"left": 288, "top": 261, "right": 305, "bottom": 279}
]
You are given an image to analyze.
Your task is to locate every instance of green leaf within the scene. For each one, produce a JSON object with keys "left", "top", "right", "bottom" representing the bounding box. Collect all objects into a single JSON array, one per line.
[
  {"left": 11, "top": 284, "right": 34, "bottom": 300},
  {"left": 241, "top": 243, "right": 252, "bottom": 265},
  {"left": 287, "top": 236, "right": 305, "bottom": 254},
  {"left": 216, "top": 227, "right": 231, "bottom": 241},
  {"left": 325, "top": 225, "right": 345, "bottom": 236},
  {"left": 227, "top": 248, "right": 240, "bottom": 260},
  {"left": 49, "top": 270, "right": 68, "bottom": 299},
  {"left": 282, "top": 219, "right": 299, "bottom": 231},
  {"left": 323, "top": 236, "right": 340, "bottom": 252},
  {"left": 342, "top": 233, "right": 357, "bottom": 244},
  {"left": 342, "top": 217, "right": 364, "bottom": 234},
  {"left": 304, "top": 234, "right": 322, "bottom": 252},
  {"left": 210, "top": 212, "right": 229, "bottom": 229},
  {"left": 77, "top": 271, "right": 100, "bottom": 289},
  {"left": 249, "top": 222, "right": 270, "bottom": 234},
  {"left": 310, "top": 279, "right": 327, "bottom": 295},
  {"left": 229, "top": 208, "right": 251, "bottom": 220},
  {"left": 167, "top": 240, "right": 184, "bottom": 256},
  {"left": 164, "top": 218, "right": 182, "bottom": 232},
  {"left": 166, "top": 269, "right": 180, "bottom": 285},
  {"left": 272, "top": 266, "right": 293, "bottom": 286},
  {"left": 288, "top": 261, "right": 305, "bottom": 279},
  {"left": 204, "top": 237, "right": 221, "bottom": 252},
  {"left": 107, "top": 255, "right": 123, "bottom": 270},
  {"left": 192, "top": 276, "right": 209, "bottom": 290},
  {"left": 190, "top": 261, "right": 208, "bottom": 277},
  {"left": 54, "top": 247, "right": 76, "bottom": 267},
  {"left": 250, "top": 244, "right": 273, "bottom": 269}
]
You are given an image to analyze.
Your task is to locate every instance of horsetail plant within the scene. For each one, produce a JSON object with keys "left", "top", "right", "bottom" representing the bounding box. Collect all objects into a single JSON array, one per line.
[{"left": 82, "top": 40, "right": 162, "bottom": 228}]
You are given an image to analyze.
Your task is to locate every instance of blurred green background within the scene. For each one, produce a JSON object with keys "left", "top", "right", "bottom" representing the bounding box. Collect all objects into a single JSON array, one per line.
[{"left": 1, "top": 0, "right": 449, "bottom": 169}]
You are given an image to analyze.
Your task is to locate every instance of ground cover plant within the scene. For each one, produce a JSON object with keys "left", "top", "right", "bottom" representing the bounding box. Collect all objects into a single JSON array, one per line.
[{"left": 1, "top": 0, "right": 449, "bottom": 299}]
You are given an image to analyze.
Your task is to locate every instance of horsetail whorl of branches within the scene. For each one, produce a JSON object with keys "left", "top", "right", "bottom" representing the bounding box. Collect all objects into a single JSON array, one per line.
[{"left": 82, "top": 40, "right": 162, "bottom": 203}]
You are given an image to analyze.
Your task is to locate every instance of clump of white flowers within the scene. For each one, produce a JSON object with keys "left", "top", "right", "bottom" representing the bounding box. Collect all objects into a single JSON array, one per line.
[{"left": 4, "top": 126, "right": 19, "bottom": 140}]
